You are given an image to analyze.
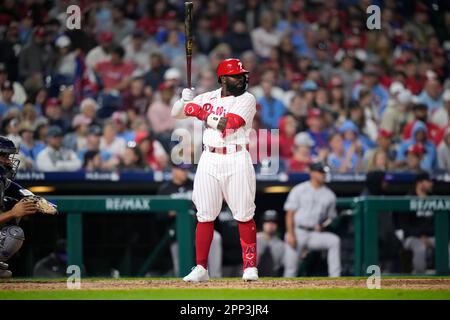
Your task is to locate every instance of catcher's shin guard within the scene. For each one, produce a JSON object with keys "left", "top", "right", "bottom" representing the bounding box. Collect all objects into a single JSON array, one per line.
[{"left": 0, "top": 225, "right": 25, "bottom": 262}]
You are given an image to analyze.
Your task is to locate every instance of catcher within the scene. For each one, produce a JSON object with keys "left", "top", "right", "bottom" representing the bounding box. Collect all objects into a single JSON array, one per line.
[{"left": 0, "top": 136, "right": 57, "bottom": 278}]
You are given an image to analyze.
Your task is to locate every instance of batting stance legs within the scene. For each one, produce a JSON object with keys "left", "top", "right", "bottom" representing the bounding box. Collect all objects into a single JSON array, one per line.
[
  {"left": 184, "top": 149, "right": 258, "bottom": 282},
  {"left": 283, "top": 229, "right": 341, "bottom": 277}
]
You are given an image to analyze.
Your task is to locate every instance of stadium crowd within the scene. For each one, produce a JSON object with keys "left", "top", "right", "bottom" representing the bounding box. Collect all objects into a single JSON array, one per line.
[{"left": 0, "top": 0, "right": 449, "bottom": 174}]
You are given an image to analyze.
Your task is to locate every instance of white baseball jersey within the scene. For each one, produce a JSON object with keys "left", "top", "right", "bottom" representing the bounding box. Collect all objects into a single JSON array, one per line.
[
  {"left": 192, "top": 88, "right": 256, "bottom": 148},
  {"left": 188, "top": 89, "right": 257, "bottom": 223}
]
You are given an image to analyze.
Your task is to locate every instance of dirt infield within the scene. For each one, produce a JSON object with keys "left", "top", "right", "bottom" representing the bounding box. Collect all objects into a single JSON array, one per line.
[{"left": 1, "top": 278, "right": 450, "bottom": 291}]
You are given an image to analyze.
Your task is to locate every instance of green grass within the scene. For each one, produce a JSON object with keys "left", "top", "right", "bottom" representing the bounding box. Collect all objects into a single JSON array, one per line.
[
  {"left": 1, "top": 277, "right": 450, "bottom": 300},
  {"left": 0, "top": 288, "right": 449, "bottom": 300}
]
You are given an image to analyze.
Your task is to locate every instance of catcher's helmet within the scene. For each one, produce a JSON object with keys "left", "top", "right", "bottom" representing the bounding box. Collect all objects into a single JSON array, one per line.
[
  {"left": 0, "top": 136, "right": 19, "bottom": 181},
  {"left": 216, "top": 58, "right": 249, "bottom": 82}
]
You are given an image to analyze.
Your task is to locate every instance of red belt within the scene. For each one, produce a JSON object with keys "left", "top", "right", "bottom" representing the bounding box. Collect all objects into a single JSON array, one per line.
[{"left": 205, "top": 144, "right": 248, "bottom": 154}]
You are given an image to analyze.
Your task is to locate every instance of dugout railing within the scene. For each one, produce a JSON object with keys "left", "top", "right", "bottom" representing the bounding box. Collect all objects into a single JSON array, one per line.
[{"left": 47, "top": 195, "right": 449, "bottom": 277}]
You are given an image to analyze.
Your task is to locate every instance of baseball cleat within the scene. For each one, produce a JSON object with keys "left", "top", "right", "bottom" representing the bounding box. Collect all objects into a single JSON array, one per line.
[
  {"left": 242, "top": 267, "right": 259, "bottom": 281},
  {"left": 183, "top": 265, "right": 209, "bottom": 282}
]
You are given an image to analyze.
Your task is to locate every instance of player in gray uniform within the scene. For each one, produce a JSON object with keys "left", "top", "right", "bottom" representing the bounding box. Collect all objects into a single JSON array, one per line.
[{"left": 283, "top": 161, "right": 341, "bottom": 277}]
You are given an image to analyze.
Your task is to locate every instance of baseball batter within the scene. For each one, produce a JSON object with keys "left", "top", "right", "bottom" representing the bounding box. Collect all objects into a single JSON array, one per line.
[{"left": 171, "top": 58, "right": 258, "bottom": 282}]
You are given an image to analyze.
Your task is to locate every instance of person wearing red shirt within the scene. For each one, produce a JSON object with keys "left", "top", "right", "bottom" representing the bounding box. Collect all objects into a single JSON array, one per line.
[
  {"left": 95, "top": 45, "right": 134, "bottom": 93},
  {"left": 403, "top": 103, "right": 442, "bottom": 145},
  {"left": 278, "top": 115, "right": 297, "bottom": 159},
  {"left": 288, "top": 132, "right": 314, "bottom": 173}
]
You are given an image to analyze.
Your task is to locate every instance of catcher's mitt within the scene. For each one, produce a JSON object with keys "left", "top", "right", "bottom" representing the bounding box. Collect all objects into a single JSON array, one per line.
[{"left": 20, "top": 196, "right": 58, "bottom": 215}]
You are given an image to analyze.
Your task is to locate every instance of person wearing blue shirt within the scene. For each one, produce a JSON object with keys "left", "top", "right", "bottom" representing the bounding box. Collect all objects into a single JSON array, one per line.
[
  {"left": 352, "top": 68, "right": 389, "bottom": 120},
  {"left": 396, "top": 121, "right": 437, "bottom": 171},
  {"left": 0, "top": 81, "right": 23, "bottom": 117},
  {"left": 417, "top": 78, "right": 444, "bottom": 116},
  {"left": 258, "top": 78, "right": 286, "bottom": 129}
]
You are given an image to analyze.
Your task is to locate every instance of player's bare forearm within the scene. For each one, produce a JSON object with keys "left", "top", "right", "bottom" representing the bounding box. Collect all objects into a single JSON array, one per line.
[
  {"left": 0, "top": 210, "right": 15, "bottom": 226},
  {"left": 285, "top": 210, "right": 296, "bottom": 235}
]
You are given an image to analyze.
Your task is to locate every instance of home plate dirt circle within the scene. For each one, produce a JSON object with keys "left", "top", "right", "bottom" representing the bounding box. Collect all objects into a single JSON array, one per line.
[{"left": 1, "top": 279, "right": 450, "bottom": 291}]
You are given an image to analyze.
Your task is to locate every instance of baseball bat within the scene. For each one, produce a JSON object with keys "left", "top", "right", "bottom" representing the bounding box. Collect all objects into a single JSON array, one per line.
[{"left": 184, "top": 2, "right": 193, "bottom": 88}]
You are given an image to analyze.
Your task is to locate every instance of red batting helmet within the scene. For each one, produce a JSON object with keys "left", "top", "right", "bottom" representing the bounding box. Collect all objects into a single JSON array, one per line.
[{"left": 216, "top": 59, "right": 249, "bottom": 82}]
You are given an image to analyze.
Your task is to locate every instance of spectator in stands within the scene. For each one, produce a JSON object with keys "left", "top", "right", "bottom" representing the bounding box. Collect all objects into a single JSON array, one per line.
[
  {"left": 160, "top": 30, "right": 184, "bottom": 66},
  {"left": 0, "top": 64, "right": 27, "bottom": 105},
  {"left": 339, "top": 120, "right": 368, "bottom": 157},
  {"left": 144, "top": 52, "right": 168, "bottom": 91},
  {"left": 278, "top": 115, "right": 297, "bottom": 159},
  {"left": 100, "top": 121, "right": 126, "bottom": 159},
  {"left": 83, "top": 150, "right": 104, "bottom": 171},
  {"left": 402, "top": 103, "right": 442, "bottom": 146},
  {"left": 257, "top": 76, "right": 286, "bottom": 130},
  {"left": 240, "top": 51, "right": 261, "bottom": 88},
  {"left": 95, "top": 45, "right": 135, "bottom": 118},
  {"left": 194, "top": 16, "right": 219, "bottom": 55},
  {"left": 72, "top": 98, "right": 99, "bottom": 128},
  {"left": 431, "top": 89, "right": 450, "bottom": 129},
  {"left": 33, "top": 118, "right": 49, "bottom": 145},
  {"left": 18, "top": 122, "right": 45, "bottom": 170},
  {"left": 334, "top": 51, "right": 362, "bottom": 99},
  {"left": 0, "top": 80, "right": 23, "bottom": 117},
  {"left": 110, "top": 4, "right": 136, "bottom": 44},
  {"left": 43, "top": 98, "right": 70, "bottom": 133},
  {"left": 123, "top": 29, "right": 153, "bottom": 73},
  {"left": 396, "top": 143, "right": 426, "bottom": 173},
  {"left": 135, "top": 131, "right": 168, "bottom": 171},
  {"left": 118, "top": 141, "right": 146, "bottom": 170},
  {"left": 285, "top": 93, "right": 308, "bottom": 132},
  {"left": 172, "top": 43, "right": 210, "bottom": 88},
  {"left": 223, "top": 20, "right": 253, "bottom": 57},
  {"left": 381, "top": 87, "right": 414, "bottom": 139},
  {"left": 62, "top": 114, "right": 91, "bottom": 152},
  {"left": 417, "top": 77, "right": 443, "bottom": 116},
  {"left": 2, "top": 116, "right": 21, "bottom": 146},
  {"left": 112, "top": 111, "right": 135, "bottom": 143},
  {"left": 36, "top": 125, "right": 82, "bottom": 172},
  {"left": 78, "top": 125, "right": 116, "bottom": 170},
  {"left": 195, "top": 69, "right": 217, "bottom": 95},
  {"left": 250, "top": 69, "right": 285, "bottom": 102},
  {"left": 250, "top": 11, "right": 281, "bottom": 60},
  {"left": 85, "top": 31, "right": 113, "bottom": 71},
  {"left": 327, "top": 76, "right": 347, "bottom": 126},
  {"left": 348, "top": 98, "right": 378, "bottom": 143},
  {"left": 301, "top": 80, "right": 318, "bottom": 111},
  {"left": 288, "top": 132, "right": 314, "bottom": 173},
  {"left": 437, "top": 127, "right": 450, "bottom": 171},
  {"left": 147, "top": 81, "right": 176, "bottom": 151},
  {"left": 122, "top": 74, "right": 151, "bottom": 116},
  {"left": 364, "top": 129, "right": 396, "bottom": 171},
  {"left": 327, "top": 132, "right": 360, "bottom": 173},
  {"left": 257, "top": 210, "right": 285, "bottom": 277},
  {"left": 0, "top": 22, "right": 21, "bottom": 83},
  {"left": 59, "top": 86, "right": 78, "bottom": 126},
  {"left": 52, "top": 35, "right": 77, "bottom": 92},
  {"left": 352, "top": 66, "right": 389, "bottom": 121},
  {"left": 306, "top": 108, "right": 329, "bottom": 158},
  {"left": 18, "top": 26, "right": 54, "bottom": 92},
  {"left": 397, "top": 121, "right": 437, "bottom": 171}
]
